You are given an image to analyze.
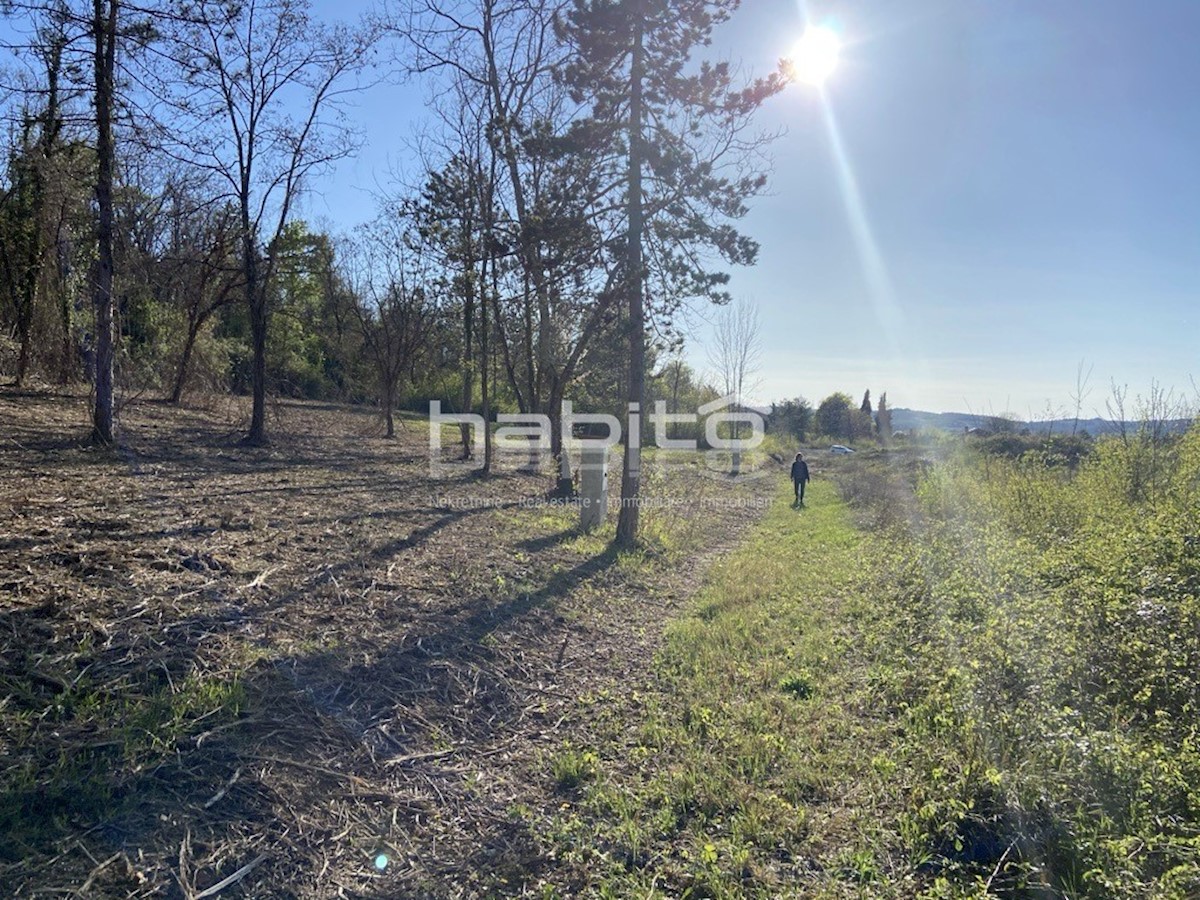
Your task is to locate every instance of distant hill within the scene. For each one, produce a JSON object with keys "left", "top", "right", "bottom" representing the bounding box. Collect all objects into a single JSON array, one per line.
[{"left": 889, "top": 409, "right": 1193, "bottom": 437}]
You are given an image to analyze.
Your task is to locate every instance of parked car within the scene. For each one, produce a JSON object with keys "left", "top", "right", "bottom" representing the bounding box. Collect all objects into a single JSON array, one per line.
[{"left": 830, "top": 444, "right": 855, "bottom": 454}]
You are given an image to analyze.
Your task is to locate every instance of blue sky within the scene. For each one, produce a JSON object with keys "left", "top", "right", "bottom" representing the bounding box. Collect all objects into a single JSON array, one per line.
[{"left": 307, "top": 0, "right": 1199, "bottom": 414}]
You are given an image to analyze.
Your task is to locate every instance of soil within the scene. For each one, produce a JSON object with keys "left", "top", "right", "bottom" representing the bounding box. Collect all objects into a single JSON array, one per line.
[{"left": 0, "top": 388, "right": 777, "bottom": 898}]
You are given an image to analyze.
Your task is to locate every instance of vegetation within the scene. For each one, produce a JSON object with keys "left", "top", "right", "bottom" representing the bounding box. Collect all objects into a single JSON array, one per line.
[
  {"left": 3, "top": 372, "right": 1198, "bottom": 896},
  {"left": 531, "top": 421, "right": 1200, "bottom": 896},
  {"left": 0, "top": 394, "right": 779, "bottom": 894},
  {"left": 865, "top": 424, "right": 1200, "bottom": 895},
  {"left": 538, "top": 475, "right": 903, "bottom": 896},
  {"left": 815, "top": 391, "right": 874, "bottom": 443},
  {"left": 1, "top": 0, "right": 1196, "bottom": 895}
]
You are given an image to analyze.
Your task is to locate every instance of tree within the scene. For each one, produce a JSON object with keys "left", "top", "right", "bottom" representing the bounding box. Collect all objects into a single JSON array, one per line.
[
  {"left": 1070, "top": 359, "right": 1094, "bottom": 437},
  {"left": 647, "top": 354, "right": 713, "bottom": 444},
  {"left": 0, "top": 1, "right": 84, "bottom": 387},
  {"left": 417, "top": 151, "right": 490, "bottom": 461},
  {"left": 89, "top": 0, "right": 117, "bottom": 443},
  {"left": 265, "top": 221, "right": 346, "bottom": 398},
  {"left": 816, "top": 391, "right": 853, "bottom": 441},
  {"left": 860, "top": 389, "right": 871, "bottom": 415},
  {"left": 402, "top": 0, "right": 628, "bottom": 492},
  {"left": 1, "top": 124, "right": 50, "bottom": 387},
  {"left": 558, "top": 0, "right": 786, "bottom": 546},
  {"left": 163, "top": 0, "right": 371, "bottom": 444},
  {"left": 876, "top": 391, "right": 892, "bottom": 445},
  {"left": 984, "top": 413, "right": 1020, "bottom": 434},
  {"left": 0, "top": 12, "right": 69, "bottom": 387},
  {"left": 768, "top": 396, "right": 812, "bottom": 443},
  {"left": 347, "top": 217, "right": 432, "bottom": 437},
  {"left": 707, "top": 296, "right": 760, "bottom": 473},
  {"left": 1, "top": 0, "right": 152, "bottom": 408},
  {"left": 158, "top": 191, "right": 242, "bottom": 403}
]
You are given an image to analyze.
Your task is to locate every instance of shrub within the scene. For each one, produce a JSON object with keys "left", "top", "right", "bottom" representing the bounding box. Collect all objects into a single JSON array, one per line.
[{"left": 864, "top": 423, "right": 1200, "bottom": 891}]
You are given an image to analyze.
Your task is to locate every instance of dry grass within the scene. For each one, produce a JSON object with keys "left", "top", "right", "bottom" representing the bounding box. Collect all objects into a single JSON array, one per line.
[{"left": 0, "top": 387, "right": 775, "bottom": 898}]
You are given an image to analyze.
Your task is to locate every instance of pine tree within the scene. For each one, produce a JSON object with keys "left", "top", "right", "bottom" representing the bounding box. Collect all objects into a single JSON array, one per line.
[{"left": 557, "top": 0, "right": 785, "bottom": 546}]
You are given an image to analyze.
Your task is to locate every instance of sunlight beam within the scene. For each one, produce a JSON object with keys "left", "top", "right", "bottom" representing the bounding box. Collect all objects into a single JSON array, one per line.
[{"left": 816, "top": 97, "right": 907, "bottom": 361}]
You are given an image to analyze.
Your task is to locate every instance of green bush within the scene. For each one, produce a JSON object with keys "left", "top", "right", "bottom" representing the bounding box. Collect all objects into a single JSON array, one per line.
[{"left": 858, "top": 424, "right": 1200, "bottom": 892}]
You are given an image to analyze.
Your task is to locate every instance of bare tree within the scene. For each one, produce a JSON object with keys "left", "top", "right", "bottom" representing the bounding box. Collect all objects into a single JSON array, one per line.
[
  {"left": 1070, "top": 358, "right": 1094, "bottom": 437},
  {"left": 346, "top": 219, "right": 431, "bottom": 437},
  {"left": 160, "top": 0, "right": 373, "bottom": 444},
  {"left": 1107, "top": 379, "right": 1189, "bottom": 505},
  {"left": 707, "top": 296, "right": 760, "bottom": 474},
  {"left": 401, "top": 0, "right": 622, "bottom": 495},
  {"left": 158, "top": 190, "right": 243, "bottom": 402}
]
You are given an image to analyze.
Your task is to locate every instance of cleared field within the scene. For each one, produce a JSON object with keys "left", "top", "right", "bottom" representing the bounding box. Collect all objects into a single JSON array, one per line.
[{"left": 0, "top": 389, "right": 775, "bottom": 897}]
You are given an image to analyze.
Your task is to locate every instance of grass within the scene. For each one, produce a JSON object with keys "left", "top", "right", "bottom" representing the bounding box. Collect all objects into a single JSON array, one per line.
[
  {"left": 538, "top": 430, "right": 1200, "bottom": 897},
  {"left": 540, "top": 478, "right": 921, "bottom": 897},
  {"left": 0, "top": 672, "right": 246, "bottom": 862}
]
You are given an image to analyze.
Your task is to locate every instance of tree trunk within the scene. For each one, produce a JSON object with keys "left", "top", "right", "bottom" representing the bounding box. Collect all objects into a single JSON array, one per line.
[
  {"left": 481, "top": 213, "right": 494, "bottom": 475},
  {"left": 14, "top": 304, "right": 32, "bottom": 387},
  {"left": 521, "top": 274, "right": 536, "bottom": 411},
  {"left": 244, "top": 227, "right": 268, "bottom": 445},
  {"left": 549, "top": 383, "right": 574, "bottom": 497},
  {"left": 731, "top": 418, "right": 741, "bottom": 475},
  {"left": 384, "top": 382, "right": 395, "bottom": 438},
  {"left": 56, "top": 209, "right": 74, "bottom": 383},
  {"left": 459, "top": 272, "right": 474, "bottom": 458},
  {"left": 90, "top": 0, "right": 117, "bottom": 446},
  {"left": 615, "top": 16, "right": 646, "bottom": 548},
  {"left": 10, "top": 187, "right": 38, "bottom": 388},
  {"left": 169, "top": 316, "right": 203, "bottom": 403}
]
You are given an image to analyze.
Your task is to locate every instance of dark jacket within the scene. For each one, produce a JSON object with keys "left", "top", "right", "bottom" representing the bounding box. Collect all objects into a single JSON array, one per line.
[{"left": 791, "top": 459, "right": 810, "bottom": 483}]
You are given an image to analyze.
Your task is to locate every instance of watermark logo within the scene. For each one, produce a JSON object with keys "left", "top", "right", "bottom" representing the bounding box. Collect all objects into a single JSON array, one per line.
[{"left": 428, "top": 395, "right": 767, "bottom": 482}]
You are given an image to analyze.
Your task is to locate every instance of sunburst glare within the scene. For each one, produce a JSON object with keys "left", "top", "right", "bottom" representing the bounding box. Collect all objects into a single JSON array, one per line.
[{"left": 791, "top": 26, "right": 841, "bottom": 85}]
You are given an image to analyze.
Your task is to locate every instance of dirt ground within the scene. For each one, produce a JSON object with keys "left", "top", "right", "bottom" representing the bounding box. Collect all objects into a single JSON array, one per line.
[{"left": 0, "top": 388, "right": 777, "bottom": 898}]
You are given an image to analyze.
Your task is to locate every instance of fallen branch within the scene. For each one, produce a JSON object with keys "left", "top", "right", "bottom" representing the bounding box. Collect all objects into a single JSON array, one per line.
[
  {"left": 203, "top": 767, "right": 241, "bottom": 809},
  {"left": 194, "top": 853, "right": 268, "bottom": 899},
  {"left": 383, "top": 747, "right": 458, "bottom": 768},
  {"left": 244, "top": 568, "right": 276, "bottom": 590},
  {"left": 75, "top": 852, "right": 121, "bottom": 896}
]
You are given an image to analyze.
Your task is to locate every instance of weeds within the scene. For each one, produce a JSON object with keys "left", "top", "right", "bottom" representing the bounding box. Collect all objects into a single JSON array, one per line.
[
  {"left": 0, "top": 672, "right": 246, "bottom": 861},
  {"left": 840, "top": 423, "right": 1200, "bottom": 894},
  {"left": 544, "top": 424, "right": 1200, "bottom": 896},
  {"left": 550, "top": 744, "right": 599, "bottom": 792}
]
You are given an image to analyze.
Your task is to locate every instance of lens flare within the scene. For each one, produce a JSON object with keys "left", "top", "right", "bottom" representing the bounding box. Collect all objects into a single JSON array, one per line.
[{"left": 792, "top": 26, "right": 841, "bottom": 85}]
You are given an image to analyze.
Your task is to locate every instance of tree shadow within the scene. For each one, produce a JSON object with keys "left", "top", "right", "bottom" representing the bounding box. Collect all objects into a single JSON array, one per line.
[{"left": 515, "top": 527, "right": 583, "bottom": 553}]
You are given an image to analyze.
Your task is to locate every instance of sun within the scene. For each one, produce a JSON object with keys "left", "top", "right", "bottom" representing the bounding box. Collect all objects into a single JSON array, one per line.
[{"left": 791, "top": 26, "right": 841, "bottom": 86}]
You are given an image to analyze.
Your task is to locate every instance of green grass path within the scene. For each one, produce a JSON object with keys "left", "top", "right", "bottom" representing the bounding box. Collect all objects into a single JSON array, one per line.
[{"left": 542, "top": 479, "right": 921, "bottom": 898}]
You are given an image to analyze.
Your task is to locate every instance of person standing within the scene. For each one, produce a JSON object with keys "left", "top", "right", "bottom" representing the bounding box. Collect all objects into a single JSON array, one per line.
[{"left": 790, "top": 452, "right": 811, "bottom": 506}]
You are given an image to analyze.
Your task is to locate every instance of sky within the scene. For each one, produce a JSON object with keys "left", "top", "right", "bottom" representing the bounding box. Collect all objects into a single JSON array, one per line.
[{"left": 306, "top": 0, "right": 1200, "bottom": 415}]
